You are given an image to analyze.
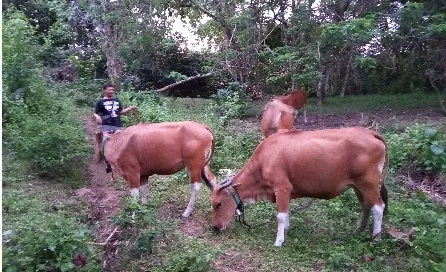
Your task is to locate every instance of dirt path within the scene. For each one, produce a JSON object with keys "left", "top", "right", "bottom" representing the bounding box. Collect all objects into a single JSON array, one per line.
[{"left": 77, "top": 117, "right": 125, "bottom": 271}]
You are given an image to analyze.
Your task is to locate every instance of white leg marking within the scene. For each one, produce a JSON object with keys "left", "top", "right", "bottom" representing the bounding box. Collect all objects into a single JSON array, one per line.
[
  {"left": 182, "top": 183, "right": 202, "bottom": 218},
  {"left": 275, "top": 212, "right": 288, "bottom": 247},
  {"left": 130, "top": 188, "right": 139, "bottom": 199},
  {"left": 304, "top": 108, "right": 307, "bottom": 123},
  {"left": 140, "top": 184, "right": 148, "bottom": 204},
  {"left": 285, "top": 213, "right": 290, "bottom": 230},
  {"left": 371, "top": 204, "right": 385, "bottom": 236}
]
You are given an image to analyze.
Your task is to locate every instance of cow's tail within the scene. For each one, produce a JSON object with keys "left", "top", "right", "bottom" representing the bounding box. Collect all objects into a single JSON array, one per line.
[
  {"left": 201, "top": 126, "right": 216, "bottom": 190},
  {"left": 372, "top": 130, "right": 389, "bottom": 215}
]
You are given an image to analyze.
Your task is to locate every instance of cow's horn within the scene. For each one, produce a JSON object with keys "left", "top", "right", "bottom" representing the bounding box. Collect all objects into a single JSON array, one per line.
[{"left": 217, "top": 178, "right": 233, "bottom": 190}]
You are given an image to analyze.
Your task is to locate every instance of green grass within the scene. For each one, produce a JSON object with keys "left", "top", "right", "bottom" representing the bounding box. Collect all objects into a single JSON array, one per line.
[
  {"left": 109, "top": 169, "right": 446, "bottom": 271},
  {"left": 105, "top": 93, "right": 445, "bottom": 271},
  {"left": 2, "top": 154, "right": 101, "bottom": 271},
  {"left": 4, "top": 92, "right": 444, "bottom": 272},
  {"left": 245, "top": 92, "right": 441, "bottom": 116}
]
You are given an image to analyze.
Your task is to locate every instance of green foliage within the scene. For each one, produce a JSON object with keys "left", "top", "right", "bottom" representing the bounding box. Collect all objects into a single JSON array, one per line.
[
  {"left": 385, "top": 124, "right": 446, "bottom": 173},
  {"left": 2, "top": 9, "right": 89, "bottom": 182},
  {"left": 117, "top": 89, "right": 176, "bottom": 125},
  {"left": 2, "top": 186, "right": 100, "bottom": 272},
  {"left": 152, "top": 239, "right": 220, "bottom": 272},
  {"left": 54, "top": 79, "right": 106, "bottom": 107},
  {"left": 210, "top": 130, "right": 261, "bottom": 171},
  {"left": 209, "top": 82, "right": 249, "bottom": 126},
  {"left": 2, "top": 9, "right": 42, "bottom": 99}
]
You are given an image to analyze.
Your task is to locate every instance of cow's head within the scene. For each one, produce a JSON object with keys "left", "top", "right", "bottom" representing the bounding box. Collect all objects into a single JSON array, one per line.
[{"left": 211, "top": 178, "right": 239, "bottom": 232}]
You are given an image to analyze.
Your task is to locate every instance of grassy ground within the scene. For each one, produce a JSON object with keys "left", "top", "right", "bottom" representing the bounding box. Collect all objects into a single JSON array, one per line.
[
  {"left": 3, "top": 92, "right": 444, "bottom": 272},
  {"left": 243, "top": 92, "right": 441, "bottom": 116},
  {"left": 108, "top": 92, "right": 446, "bottom": 271},
  {"left": 2, "top": 154, "right": 102, "bottom": 271}
]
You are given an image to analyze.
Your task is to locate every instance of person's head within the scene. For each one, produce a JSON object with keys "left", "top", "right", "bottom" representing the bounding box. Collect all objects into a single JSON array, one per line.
[{"left": 103, "top": 83, "right": 115, "bottom": 98}]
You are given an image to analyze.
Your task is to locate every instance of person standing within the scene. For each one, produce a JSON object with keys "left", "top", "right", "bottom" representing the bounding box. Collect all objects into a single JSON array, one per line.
[{"left": 93, "top": 83, "right": 136, "bottom": 172}]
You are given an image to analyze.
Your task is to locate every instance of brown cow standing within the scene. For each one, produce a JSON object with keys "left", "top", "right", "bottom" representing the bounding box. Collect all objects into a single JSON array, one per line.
[
  {"left": 211, "top": 127, "right": 389, "bottom": 247},
  {"left": 102, "top": 121, "right": 216, "bottom": 218},
  {"left": 260, "top": 90, "right": 308, "bottom": 138}
]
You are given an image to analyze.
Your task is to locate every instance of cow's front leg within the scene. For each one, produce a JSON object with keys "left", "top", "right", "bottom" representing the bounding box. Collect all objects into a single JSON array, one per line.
[
  {"left": 139, "top": 175, "right": 149, "bottom": 204},
  {"left": 274, "top": 188, "right": 292, "bottom": 247},
  {"left": 182, "top": 182, "right": 202, "bottom": 218}
]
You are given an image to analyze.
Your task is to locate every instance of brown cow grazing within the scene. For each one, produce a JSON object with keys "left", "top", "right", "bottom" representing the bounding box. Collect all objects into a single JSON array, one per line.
[
  {"left": 211, "top": 127, "right": 389, "bottom": 247},
  {"left": 102, "top": 121, "right": 217, "bottom": 218},
  {"left": 260, "top": 90, "right": 308, "bottom": 138}
]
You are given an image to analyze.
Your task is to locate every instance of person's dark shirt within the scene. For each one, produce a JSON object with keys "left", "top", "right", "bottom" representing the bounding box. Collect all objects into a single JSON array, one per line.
[{"left": 94, "top": 97, "right": 123, "bottom": 127}]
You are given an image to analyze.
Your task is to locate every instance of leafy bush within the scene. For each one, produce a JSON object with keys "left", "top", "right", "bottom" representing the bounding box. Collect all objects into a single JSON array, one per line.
[
  {"left": 2, "top": 189, "right": 100, "bottom": 272},
  {"left": 2, "top": 9, "right": 89, "bottom": 182},
  {"left": 117, "top": 89, "right": 175, "bottom": 125},
  {"left": 385, "top": 124, "right": 446, "bottom": 173},
  {"left": 4, "top": 112, "right": 89, "bottom": 181},
  {"left": 152, "top": 239, "right": 220, "bottom": 272},
  {"left": 54, "top": 79, "right": 106, "bottom": 107},
  {"left": 3, "top": 216, "right": 99, "bottom": 272},
  {"left": 210, "top": 130, "right": 262, "bottom": 171},
  {"left": 210, "top": 82, "right": 249, "bottom": 126}
]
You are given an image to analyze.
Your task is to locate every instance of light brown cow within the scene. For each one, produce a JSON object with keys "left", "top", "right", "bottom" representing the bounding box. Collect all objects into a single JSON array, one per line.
[
  {"left": 102, "top": 121, "right": 216, "bottom": 218},
  {"left": 260, "top": 90, "right": 308, "bottom": 138},
  {"left": 211, "top": 127, "right": 389, "bottom": 247}
]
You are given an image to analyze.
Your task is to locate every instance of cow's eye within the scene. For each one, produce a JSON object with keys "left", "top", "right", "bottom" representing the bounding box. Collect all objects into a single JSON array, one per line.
[{"left": 215, "top": 202, "right": 222, "bottom": 210}]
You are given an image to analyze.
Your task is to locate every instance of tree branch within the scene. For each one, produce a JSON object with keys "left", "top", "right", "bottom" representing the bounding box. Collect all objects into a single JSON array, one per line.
[{"left": 153, "top": 72, "right": 215, "bottom": 93}]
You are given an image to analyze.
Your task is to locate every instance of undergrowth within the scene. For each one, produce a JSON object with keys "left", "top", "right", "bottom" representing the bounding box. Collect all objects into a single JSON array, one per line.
[
  {"left": 2, "top": 155, "right": 101, "bottom": 271},
  {"left": 102, "top": 94, "right": 445, "bottom": 271}
]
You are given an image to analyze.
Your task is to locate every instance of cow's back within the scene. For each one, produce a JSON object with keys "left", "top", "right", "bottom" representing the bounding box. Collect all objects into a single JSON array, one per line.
[
  {"left": 106, "top": 121, "right": 213, "bottom": 175},
  {"left": 251, "top": 127, "right": 386, "bottom": 198}
]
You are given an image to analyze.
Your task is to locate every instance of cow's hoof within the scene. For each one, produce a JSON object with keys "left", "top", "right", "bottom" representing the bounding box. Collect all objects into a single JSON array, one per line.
[
  {"left": 370, "top": 233, "right": 382, "bottom": 246},
  {"left": 274, "top": 241, "right": 283, "bottom": 247},
  {"left": 180, "top": 216, "right": 189, "bottom": 223},
  {"left": 355, "top": 227, "right": 366, "bottom": 233}
]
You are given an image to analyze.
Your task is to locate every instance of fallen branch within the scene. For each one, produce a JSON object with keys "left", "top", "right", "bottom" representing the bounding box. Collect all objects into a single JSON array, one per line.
[
  {"left": 153, "top": 72, "right": 215, "bottom": 93},
  {"left": 87, "top": 227, "right": 118, "bottom": 246}
]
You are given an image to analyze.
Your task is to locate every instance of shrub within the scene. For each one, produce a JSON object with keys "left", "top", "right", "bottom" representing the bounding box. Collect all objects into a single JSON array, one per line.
[
  {"left": 3, "top": 215, "right": 100, "bottom": 272},
  {"left": 117, "top": 89, "right": 175, "bottom": 125},
  {"left": 2, "top": 189, "right": 100, "bottom": 272},
  {"left": 210, "top": 82, "right": 249, "bottom": 126},
  {"left": 2, "top": 9, "right": 89, "bottom": 182},
  {"left": 385, "top": 124, "right": 446, "bottom": 173}
]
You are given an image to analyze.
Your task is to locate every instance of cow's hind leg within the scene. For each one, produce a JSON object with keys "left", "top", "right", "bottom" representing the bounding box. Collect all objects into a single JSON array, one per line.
[
  {"left": 356, "top": 173, "right": 386, "bottom": 239},
  {"left": 274, "top": 186, "right": 292, "bottom": 247},
  {"left": 182, "top": 166, "right": 203, "bottom": 219},
  {"left": 140, "top": 175, "right": 149, "bottom": 204},
  {"left": 354, "top": 187, "right": 371, "bottom": 232}
]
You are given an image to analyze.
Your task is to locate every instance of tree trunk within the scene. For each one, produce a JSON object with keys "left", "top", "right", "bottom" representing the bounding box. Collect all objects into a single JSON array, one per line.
[
  {"left": 340, "top": 54, "right": 352, "bottom": 97},
  {"left": 316, "top": 76, "right": 325, "bottom": 105}
]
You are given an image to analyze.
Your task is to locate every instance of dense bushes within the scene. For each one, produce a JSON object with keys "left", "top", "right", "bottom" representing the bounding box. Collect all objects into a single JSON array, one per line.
[
  {"left": 2, "top": 188, "right": 100, "bottom": 272},
  {"left": 2, "top": 9, "right": 89, "bottom": 182},
  {"left": 385, "top": 124, "right": 446, "bottom": 173}
]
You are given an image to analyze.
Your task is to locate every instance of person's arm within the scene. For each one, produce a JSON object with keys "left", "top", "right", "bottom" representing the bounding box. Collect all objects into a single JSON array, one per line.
[
  {"left": 93, "top": 101, "right": 103, "bottom": 124},
  {"left": 120, "top": 105, "right": 137, "bottom": 115},
  {"left": 93, "top": 113, "right": 102, "bottom": 124}
]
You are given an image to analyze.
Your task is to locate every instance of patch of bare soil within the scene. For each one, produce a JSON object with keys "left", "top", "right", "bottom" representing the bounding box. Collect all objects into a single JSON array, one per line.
[
  {"left": 76, "top": 117, "right": 125, "bottom": 271},
  {"left": 298, "top": 108, "right": 445, "bottom": 131},
  {"left": 395, "top": 166, "right": 446, "bottom": 205}
]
